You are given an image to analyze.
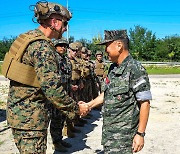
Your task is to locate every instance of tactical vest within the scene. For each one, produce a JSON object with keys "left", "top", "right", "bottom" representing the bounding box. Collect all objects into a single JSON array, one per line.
[
  {"left": 94, "top": 60, "right": 105, "bottom": 76},
  {"left": 70, "top": 59, "right": 81, "bottom": 80},
  {"left": 57, "top": 54, "right": 72, "bottom": 93},
  {"left": 2, "top": 33, "right": 51, "bottom": 88},
  {"left": 81, "top": 60, "right": 90, "bottom": 78}
]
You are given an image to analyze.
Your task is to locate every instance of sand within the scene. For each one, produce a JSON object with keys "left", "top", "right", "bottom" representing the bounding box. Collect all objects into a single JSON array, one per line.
[{"left": 0, "top": 75, "right": 179, "bottom": 154}]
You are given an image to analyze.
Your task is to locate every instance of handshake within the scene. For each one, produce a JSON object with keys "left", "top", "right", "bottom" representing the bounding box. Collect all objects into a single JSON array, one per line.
[
  {"left": 78, "top": 101, "right": 91, "bottom": 117},
  {"left": 77, "top": 92, "right": 104, "bottom": 117}
]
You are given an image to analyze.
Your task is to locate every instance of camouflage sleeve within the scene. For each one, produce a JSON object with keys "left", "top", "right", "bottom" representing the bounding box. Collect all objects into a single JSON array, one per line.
[
  {"left": 130, "top": 63, "right": 152, "bottom": 102},
  {"left": 30, "top": 40, "right": 79, "bottom": 119}
]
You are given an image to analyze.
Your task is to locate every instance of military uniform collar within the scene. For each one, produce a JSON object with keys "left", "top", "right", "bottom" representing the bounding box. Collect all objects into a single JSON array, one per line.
[
  {"left": 35, "top": 29, "right": 46, "bottom": 36},
  {"left": 113, "top": 54, "right": 132, "bottom": 75}
]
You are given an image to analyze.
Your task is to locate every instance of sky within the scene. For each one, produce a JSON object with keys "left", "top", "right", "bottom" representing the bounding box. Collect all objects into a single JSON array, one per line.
[{"left": 0, "top": 0, "right": 180, "bottom": 41}]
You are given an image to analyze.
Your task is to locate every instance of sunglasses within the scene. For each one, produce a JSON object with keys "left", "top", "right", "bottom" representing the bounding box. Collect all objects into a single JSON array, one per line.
[
  {"left": 51, "top": 18, "right": 68, "bottom": 27},
  {"left": 70, "top": 49, "right": 78, "bottom": 52},
  {"left": 63, "top": 21, "right": 68, "bottom": 27},
  {"left": 56, "top": 18, "right": 68, "bottom": 27}
]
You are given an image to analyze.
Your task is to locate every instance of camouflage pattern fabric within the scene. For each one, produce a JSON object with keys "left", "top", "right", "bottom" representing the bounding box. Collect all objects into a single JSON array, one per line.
[
  {"left": 50, "top": 53, "right": 72, "bottom": 143},
  {"left": 81, "top": 60, "right": 92, "bottom": 102},
  {"left": 7, "top": 29, "right": 79, "bottom": 131},
  {"left": 94, "top": 60, "right": 107, "bottom": 93},
  {"left": 70, "top": 57, "right": 84, "bottom": 102},
  {"left": 102, "top": 55, "right": 152, "bottom": 153},
  {"left": 88, "top": 60, "right": 99, "bottom": 99},
  {"left": 12, "top": 128, "right": 47, "bottom": 154},
  {"left": 50, "top": 108, "right": 66, "bottom": 143}
]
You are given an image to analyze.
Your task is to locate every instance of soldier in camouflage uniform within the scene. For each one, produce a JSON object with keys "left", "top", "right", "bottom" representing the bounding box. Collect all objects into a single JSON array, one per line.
[
  {"left": 94, "top": 50, "right": 107, "bottom": 94},
  {"left": 3, "top": 1, "right": 89, "bottom": 153},
  {"left": 87, "top": 49, "right": 99, "bottom": 100},
  {"left": 81, "top": 47, "right": 98, "bottom": 102},
  {"left": 50, "top": 38, "right": 72, "bottom": 152},
  {"left": 80, "top": 47, "right": 92, "bottom": 102},
  {"left": 68, "top": 43, "right": 88, "bottom": 126},
  {"left": 68, "top": 42, "right": 84, "bottom": 102},
  {"left": 87, "top": 30, "right": 152, "bottom": 154}
]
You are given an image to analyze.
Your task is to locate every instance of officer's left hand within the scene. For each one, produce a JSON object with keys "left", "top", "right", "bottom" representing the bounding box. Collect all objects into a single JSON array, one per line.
[{"left": 132, "top": 134, "right": 144, "bottom": 152}]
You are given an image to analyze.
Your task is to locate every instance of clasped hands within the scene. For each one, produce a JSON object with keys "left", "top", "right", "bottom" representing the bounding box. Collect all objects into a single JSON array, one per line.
[{"left": 78, "top": 101, "right": 91, "bottom": 117}]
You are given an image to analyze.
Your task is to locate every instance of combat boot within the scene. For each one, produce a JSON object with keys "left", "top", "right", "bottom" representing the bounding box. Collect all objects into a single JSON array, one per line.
[
  {"left": 78, "top": 118, "right": 88, "bottom": 124},
  {"left": 61, "top": 140, "right": 72, "bottom": 148},
  {"left": 68, "top": 122, "right": 81, "bottom": 133},
  {"left": 62, "top": 126, "right": 75, "bottom": 138},
  {"left": 53, "top": 142, "right": 68, "bottom": 152}
]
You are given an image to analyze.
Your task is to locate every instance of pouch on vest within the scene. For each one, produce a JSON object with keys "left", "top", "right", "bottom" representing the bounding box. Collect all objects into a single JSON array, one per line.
[{"left": 2, "top": 33, "right": 51, "bottom": 88}]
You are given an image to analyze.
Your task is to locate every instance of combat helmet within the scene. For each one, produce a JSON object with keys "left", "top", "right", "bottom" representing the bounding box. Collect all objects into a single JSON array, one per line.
[
  {"left": 81, "top": 47, "right": 88, "bottom": 53},
  {"left": 33, "top": 1, "right": 72, "bottom": 23},
  {"left": 96, "top": 51, "right": 103, "bottom": 56},
  {"left": 69, "top": 42, "right": 83, "bottom": 51},
  {"left": 53, "top": 38, "right": 69, "bottom": 47},
  {"left": 87, "top": 50, "right": 92, "bottom": 55}
]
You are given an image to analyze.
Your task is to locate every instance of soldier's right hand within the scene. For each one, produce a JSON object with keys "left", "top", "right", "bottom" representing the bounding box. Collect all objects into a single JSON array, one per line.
[{"left": 78, "top": 101, "right": 90, "bottom": 117}]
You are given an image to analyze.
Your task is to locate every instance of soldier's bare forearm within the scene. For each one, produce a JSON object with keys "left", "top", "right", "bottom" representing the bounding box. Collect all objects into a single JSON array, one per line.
[
  {"left": 87, "top": 92, "right": 104, "bottom": 109},
  {"left": 138, "top": 100, "right": 150, "bottom": 133}
]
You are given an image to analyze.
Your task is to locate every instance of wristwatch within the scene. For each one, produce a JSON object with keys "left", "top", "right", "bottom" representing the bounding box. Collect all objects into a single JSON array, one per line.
[{"left": 136, "top": 131, "right": 146, "bottom": 137}]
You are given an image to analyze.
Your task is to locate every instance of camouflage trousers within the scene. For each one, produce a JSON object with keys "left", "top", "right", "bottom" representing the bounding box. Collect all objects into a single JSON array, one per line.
[
  {"left": 82, "top": 78, "right": 93, "bottom": 102},
  {"left": 50, "top": 107, "right": 66, "bottom": 143},
  {"left": 104, "top": 145, "right": 133, "bottom": 154},
  {"left": 97, "top": 76, "right": 105, "bottom": 93},
  {"left": 12, "top": 128, "right": 47, "bottom": 154}
]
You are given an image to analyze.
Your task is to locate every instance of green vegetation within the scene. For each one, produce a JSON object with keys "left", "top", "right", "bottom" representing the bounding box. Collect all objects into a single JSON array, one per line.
[
  {"left": 0, "top": 63, "right": 180, "bottom": 75},
  {"left": 0, "top": 141, "right": 4, "bottom": 146},
  {"left": 0, "top": 101, "right": 5, "bottom": 105},
  {"left": 144, "top": 65, "right": 180, "bottom": 74},
  {"left": 0, "top": 25, "right": 180, "bottom": 62}
]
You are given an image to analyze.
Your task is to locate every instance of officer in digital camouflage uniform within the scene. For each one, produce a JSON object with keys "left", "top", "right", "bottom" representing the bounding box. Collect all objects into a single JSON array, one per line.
[
  {"left": 3, "top": 1, "right": 89, "bottom": 153},
  {"left": 51, "top": 38, "right": 72, "bottom": 152},
  {"left": 87, "top": 30, "right": 152, "bottom": 153}
]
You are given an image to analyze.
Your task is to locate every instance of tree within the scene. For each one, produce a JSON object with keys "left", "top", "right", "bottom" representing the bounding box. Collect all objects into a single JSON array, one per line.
[
  {"left": 88, "top": 34, "right": 105, "bottom": 59},
  {"left": 0, "top": 37, "right": 15, "bottom": 60},
  {"left": 129, "top": 25, "right": 157, "bottom": 61},
  {"left": 68, "top": 36, "right": 74, "bottom": 43},
  {"left": 156, "top": 35, "right": 180, "bottom": 61}
]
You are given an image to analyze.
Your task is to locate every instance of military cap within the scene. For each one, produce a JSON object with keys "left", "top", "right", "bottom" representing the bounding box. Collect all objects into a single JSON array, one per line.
[
  {"left": 98, "top": 30, "right": 128, "bottom": 45},
  {"left": 69, "top": 42, "right": 82, "bottom": 51},
  {"left": 95, "top": 51, "right": 103, "bottom": 56},
  {"left": 87, "top": 50, "right": 92, "bottom": 55},
  {"left": 34, "top": 1, "right": 72, "bottom": 23},
  {"left": 81, "top": 47, "right": 88, "bottom": 53},
  {"left": 53, "top": 38, "right": 68, "bottom": 47}
]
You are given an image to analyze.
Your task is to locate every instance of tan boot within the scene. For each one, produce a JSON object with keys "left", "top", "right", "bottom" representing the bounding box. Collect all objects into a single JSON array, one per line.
[{"left": 62, "top": 126, "right": 75, "bottom": 138}]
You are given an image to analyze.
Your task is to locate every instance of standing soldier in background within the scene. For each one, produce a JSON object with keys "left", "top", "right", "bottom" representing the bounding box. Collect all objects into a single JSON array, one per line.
[
  {"left": 94, "top": 51, "right": 107, "bottom": 94},
  {"left": 51, "top": 38, "right": 72, "bottom": 152},
  {"left": 87, "top": 50, "right": 99, "bottom": 99},
  {"left": 81, "top": 47, "right": 92, "bottom": 102},
  {"left": 68, "top": 42, "right": 84, "bottom": 102},
  {"left": 2, "top": 1, "right": 89, "bottom": 153},
  {"left": 82, "top": 48, "right": 99, "bottom": 101}
]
